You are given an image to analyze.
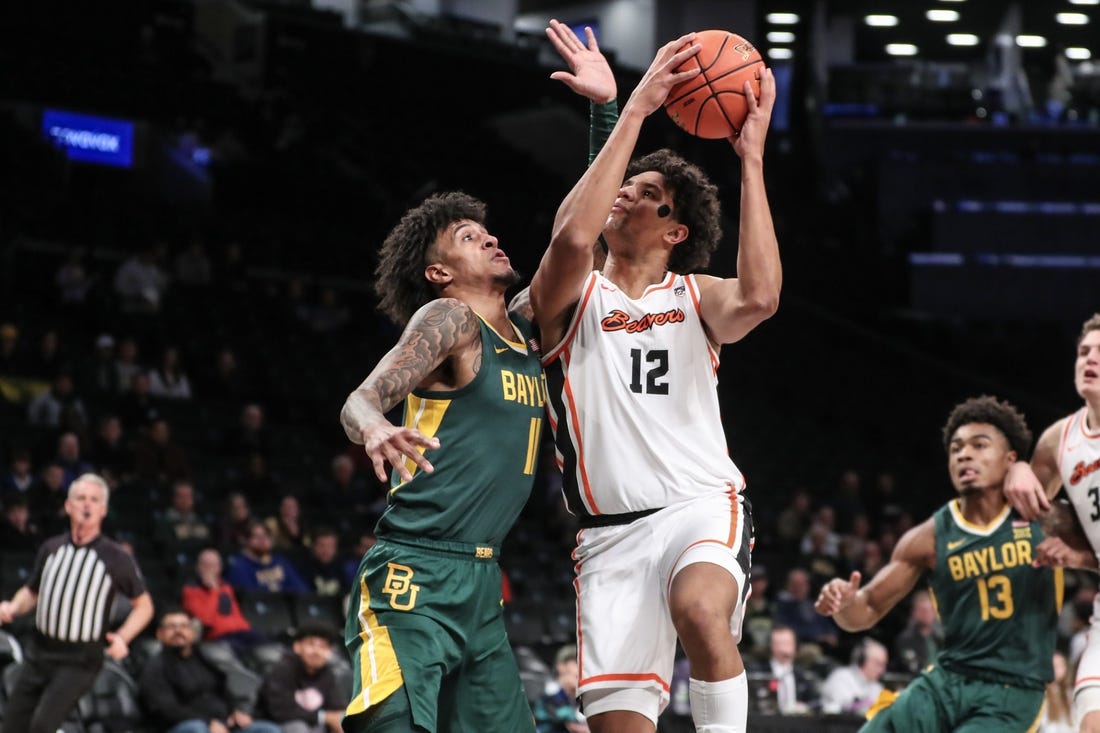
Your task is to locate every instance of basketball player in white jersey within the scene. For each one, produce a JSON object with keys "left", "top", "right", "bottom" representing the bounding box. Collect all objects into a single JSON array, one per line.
[
  {"left": 529, "top": 32, "right": 779, "bottom": 733},
  {"left": 1004, "top": 313, "right": 1100, "bottom": 731}
]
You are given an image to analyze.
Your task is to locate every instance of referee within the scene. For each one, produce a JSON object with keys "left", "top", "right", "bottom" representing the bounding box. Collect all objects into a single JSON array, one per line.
[{"left": 0, "top": 472, "right": 154, "bottom": 733}]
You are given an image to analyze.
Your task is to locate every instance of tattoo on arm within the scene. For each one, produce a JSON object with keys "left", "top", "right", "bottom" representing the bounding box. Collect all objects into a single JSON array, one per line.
[
  {"left": 1039, "top": 500, "right": 1093, "bottom": 552},
  {"left": 343, "top": 300, "right": 479, "bottom": 438}
]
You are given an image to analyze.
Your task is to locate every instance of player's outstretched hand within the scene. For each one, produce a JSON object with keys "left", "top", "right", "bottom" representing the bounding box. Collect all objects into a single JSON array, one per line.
[
  {"left": 546, "top": 19, "right": 616, "bottom": 104},
  {"left": 730, "top": 67, "right": 774, "bottom": 161},
  {"left": 815, "top": 571, "right": 862, "bottom": 617},
  {"left": 1034, "top": 536, "right": 1098, "bottom": 570},
  {"left": 625, "top": 33, "right": 702, "bottom": 118},
  {"left": 361, "top": 422, "right": 440, "bottom": 483}
]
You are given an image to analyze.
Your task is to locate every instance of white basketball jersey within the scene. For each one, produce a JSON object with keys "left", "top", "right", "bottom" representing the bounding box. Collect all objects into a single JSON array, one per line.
[
  {"left": 1058, "top": 408, "right": 1100, "bottom": 552},
  {"left": 542, "top": 271, "right": 745, "bottom": 518}
]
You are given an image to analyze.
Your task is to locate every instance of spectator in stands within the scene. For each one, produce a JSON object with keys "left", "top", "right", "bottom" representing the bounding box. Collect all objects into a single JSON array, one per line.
[
  {"left": 775, "top": 489, "right": 813, "bottom": 548},
  {"left": 217, "top": 491, "right": 254, "bottom": 552},
  {"left": 226, "top": 520, "right": 308, "bottom": 594},
  {"left": 55, "top": 431, "right": 93, "bottom": 487},
  {"left": 340, "top": 531, "right": 376, "bottom": 582},
  {"left": 299, "top": 526, "right": 346, "bottom": 596},
  {"left": 139, "top": 608, "right": 279, "bottom": 733},
  {"left": 149, "top": 345, "right": 193, "bottom": 400},
  {"left": 55, "top": 249, "right": 93, "bottom": 306},
  {"left": 802, "top": 523, "right": 841, "bottom": 593},
  {"left": 892, "top": 590, "right": 942, "bottom": 675},
  {"left": 29, "top": 462, "right": 69, "bottom": 534},
  {"left": 181, "top": 549, "right": 259, "bottom": 651},
  {"left": 28, "top": 329, "right": 65, "bottom": 379},
  {"left": 533, "top": 644, "right": 588, "bottom": 733},
  {"left": 315, "top": 454, "right": 375, "bottom": 523},
  {"left": 84, "top": 333, "right": 120, "bottom": 395},
  {"left": 775, "top": 568, "right": 838, "bottom": 651},
  {"left": 0, "top": 448, "right": 34, "bottom": 496},
  {"left": 114, "top": 337, "right": 144, "bottom": 393},
  {"left": 820, "top": 638, "right": 888, "bottom": 716},
  {"left": 741, "top": 566, "right": 774, "bottom": 661},
  {"left": 175, "top": 238, "right": 213, "bottom": 287},
  {"left": 0, "top": 495, "right": 41, "bottom": 552},
  {"left": 258, "top": 622, "right": 347, "bottom": 733},
  {"left": 800, "top": 505, "right": 840, "bottom": 558},
  {"left": 114, "top": 244, "right": 168, "bottom": 313},
  {"left": 27, "top": 371, "right": 87, "bottom": 429},
  {"left": 156, "top": 481, "right": 213, "bottom": 558},
  {"left": 0, "top": 473, "right": 154, "bottom": 733},
  {"left": 119, "top": 372, "right": 160, "bottom": 429},
  {"left": 134, "top": 418, "right": 191, "bottom": 486},
  {"left": 237, "top": 453, "right": 279, "bottom": 508},
  {"left": 264, "top": 493, "right": 307, "bottom": 553},
  {"left": 751, "top": 625, "right": 820, "bottom": 715},
  {"left": 205, "top": 347, "right": 250, "bottom": 405},
  {"left": 0, "top": 322, "right": 27, "bottom": 375},
  {"left": 226, "top": 404, "right": 271, "bottom": 460},
  {"left": 306, "top": 288, "right": 348, "bottom": 334},
  {"left": 88, "top": 414, "right": 133, "bottom": 486}
]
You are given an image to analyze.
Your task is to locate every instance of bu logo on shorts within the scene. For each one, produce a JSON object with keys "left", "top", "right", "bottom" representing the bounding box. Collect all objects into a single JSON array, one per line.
[{"left": 382, "top": 562, "right": 421, "bottom": 611}]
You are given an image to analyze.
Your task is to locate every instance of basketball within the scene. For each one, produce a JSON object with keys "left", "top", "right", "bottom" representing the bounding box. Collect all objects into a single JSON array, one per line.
[{"left": 664, "top": 30, "right": 764, "bottom": 139}]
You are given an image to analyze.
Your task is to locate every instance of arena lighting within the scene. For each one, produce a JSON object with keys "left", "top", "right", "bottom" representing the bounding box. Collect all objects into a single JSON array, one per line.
[
  {"left": 766, "top": 31, "right": 795, "bottom": 43},
  {"left": 947, "top": 33, "right": 980, "bottom": 45},
  {"left": 865, "top": 15, "right": 899, "bottom": 27},
  {"left": 886, "top": 43, "right": 919, "bottom": 55},
  {"left": 926, "top": 9, "right": 960, "bottom": 21},
  {"left": 1056, "top": 12, "right": 1090, "bottom": 24},
  {"left": 1069, "top": 0, "right": 1099, "bottom": 5},
  {"left": 766, "top": 13, "right": 799, "bottom": 24},
  {"left": 1066, "top": 46, "right": 1093, "bottom": 59},
  {"left": 769, "top": 48, "right": 793, "bottom": 59},
  {"left": 1016, "top": 34, "right": 1047, "bottom": 47}
]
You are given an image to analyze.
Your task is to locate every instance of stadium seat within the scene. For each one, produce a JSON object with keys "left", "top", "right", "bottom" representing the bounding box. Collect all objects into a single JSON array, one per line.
[
  {"left": 74, "top": 659, "right": 147, "bottom": 733},
  {"left": 291, "top": 592, "right": 344, "bottom": 631},
  {"left": 234, "top": 589, "right": 295, "bottom": 640}
]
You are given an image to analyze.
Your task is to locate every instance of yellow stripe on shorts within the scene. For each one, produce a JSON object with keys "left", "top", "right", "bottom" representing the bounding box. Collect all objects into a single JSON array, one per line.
[{"left": 346, "top": 577, "right": 404, "bottom": 715}]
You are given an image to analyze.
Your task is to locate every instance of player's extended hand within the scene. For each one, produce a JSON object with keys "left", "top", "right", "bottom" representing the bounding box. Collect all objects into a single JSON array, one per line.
[
  {"left": 625, "top": 33, "right": 702, "bottom": 118},
  {"left": 546, "top": 19, "right": 616, "bottom": 103},
  {"left": 105, "top": 632, "right": 130, "bottom": 660},
  {"left": 1004, "top": 461, "right": 1050, "bottom": 520},
  {"left": 730, "top": 67, "right": 774, "bottom": 161},
  {"left": 814, "top": 571, "right": 862, "bottom": 616},
  {"left": 1034, "top": 536, "right": 1097, "bottom": 570},
  {"left": 361, "top": 421, "right": 440, "bottom": 483},
  {"left": 0, "top": 600, "right": 14, "bottom": 625}
]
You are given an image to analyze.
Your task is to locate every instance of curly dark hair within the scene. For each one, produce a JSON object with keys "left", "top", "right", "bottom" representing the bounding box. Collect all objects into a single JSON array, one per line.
[
  {"left": 941, "top": 395, "right": 1033, "bottom": 459},
  {"left": 625, "top": 149, "right": 721, "bottom": 274},
  {"left": 373, "top": 192, "right": 487, "bottom": 325},
  {"left": 1078, "top": 313, "right": 1100, "bottom": 348}
]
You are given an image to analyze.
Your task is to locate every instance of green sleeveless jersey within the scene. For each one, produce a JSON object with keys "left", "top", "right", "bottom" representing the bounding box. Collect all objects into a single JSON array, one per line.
[
  {"left": 928, "top": 499, "right": 1062, "bottom": 690},
  {"left": 375, "top": 313, "right": 545, "bottom": 548}
]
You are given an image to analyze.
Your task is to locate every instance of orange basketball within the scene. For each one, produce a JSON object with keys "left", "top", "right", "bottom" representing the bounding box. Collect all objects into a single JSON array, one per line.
[{"left": 664, "top": 30, "right": 764, "bottom": 139}]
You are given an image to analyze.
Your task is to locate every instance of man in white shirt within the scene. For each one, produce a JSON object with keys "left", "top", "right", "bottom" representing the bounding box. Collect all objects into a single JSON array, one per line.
[{"left": 820, "top": 639, "right": 888, "bottom": 716}]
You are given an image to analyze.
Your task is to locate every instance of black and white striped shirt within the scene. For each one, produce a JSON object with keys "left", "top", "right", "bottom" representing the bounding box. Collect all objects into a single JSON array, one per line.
[{"left": 28, "top": 533, "right": 145, "bottom": 644}]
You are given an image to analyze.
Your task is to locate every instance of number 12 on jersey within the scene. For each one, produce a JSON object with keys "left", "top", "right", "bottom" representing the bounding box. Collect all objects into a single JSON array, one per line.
[{"left": 630, "top": 349, "right": 669, "bottom": 395}]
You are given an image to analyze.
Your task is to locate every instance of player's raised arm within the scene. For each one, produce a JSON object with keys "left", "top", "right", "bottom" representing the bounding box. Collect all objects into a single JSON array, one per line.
[
  {"left": 816, "top": 518, "right": 935, "bottom": 631},
  {"left": 1006, "top": 418, "right": 1066, "bottom": 519},
  {"left": 340, "top": 298, "right": 479, "bottom": 481},
  {"left": 531, "top": 34, "right": 702, "bottom": 344},
  {"left": 694, "top": 67, "right": 781, "bottom": 346}
]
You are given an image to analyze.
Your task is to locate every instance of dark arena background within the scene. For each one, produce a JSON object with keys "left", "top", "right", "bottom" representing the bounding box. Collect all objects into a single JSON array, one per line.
[{"left": 1, "top": 0, "right": 1099, "bottom": 731}]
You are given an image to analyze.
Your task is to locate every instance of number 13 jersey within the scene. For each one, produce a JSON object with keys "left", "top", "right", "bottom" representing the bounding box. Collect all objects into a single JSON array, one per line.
[{"left": 541, "top": 271, "right": 745, "bottom": 519}]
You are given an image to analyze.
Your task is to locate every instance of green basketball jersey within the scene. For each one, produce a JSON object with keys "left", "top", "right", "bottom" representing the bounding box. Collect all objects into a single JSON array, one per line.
[
  {"left": 375, "top": 312, "right": 545, "bottom": 547},
  {"left": 928, "top": 500, "right": 1062, "bottom": 690}
]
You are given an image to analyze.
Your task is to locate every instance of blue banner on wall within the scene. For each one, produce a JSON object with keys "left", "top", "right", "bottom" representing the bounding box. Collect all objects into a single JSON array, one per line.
[{"left": 42, "top": 109, "right": 135, "bottom": 168}]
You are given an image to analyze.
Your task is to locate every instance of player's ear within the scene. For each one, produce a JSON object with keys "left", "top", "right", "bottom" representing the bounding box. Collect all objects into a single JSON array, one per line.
[
  {"left": 425, "top": 263, "right": 452, "bottom": 286},
  {"left": 663, "top": 223, "right": 689, "bottom": 246}
]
